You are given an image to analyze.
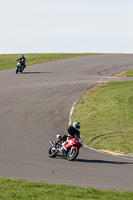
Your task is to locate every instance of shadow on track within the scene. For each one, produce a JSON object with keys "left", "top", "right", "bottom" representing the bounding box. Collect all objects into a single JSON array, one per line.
[
  {"left": 75, "top": 159, "right": 133, "bottom": 165},
  {"left": 22, "top": 72, "right": 53, "bottom": 74}
]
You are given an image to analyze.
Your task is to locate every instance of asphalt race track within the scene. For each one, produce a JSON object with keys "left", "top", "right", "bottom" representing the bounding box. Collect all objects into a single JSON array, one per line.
[{"left": 0, "top": 54, "right": 133, "bottom": 191}]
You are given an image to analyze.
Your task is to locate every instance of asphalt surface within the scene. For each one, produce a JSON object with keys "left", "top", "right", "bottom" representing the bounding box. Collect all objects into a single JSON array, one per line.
[{"left": 0, "top": 54, "right": 133, "bottom": 191}]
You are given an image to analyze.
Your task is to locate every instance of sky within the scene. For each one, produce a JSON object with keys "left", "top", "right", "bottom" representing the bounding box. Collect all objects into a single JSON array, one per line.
[{"left": 0, "top": 0, "right": 133, "bottom": 54}]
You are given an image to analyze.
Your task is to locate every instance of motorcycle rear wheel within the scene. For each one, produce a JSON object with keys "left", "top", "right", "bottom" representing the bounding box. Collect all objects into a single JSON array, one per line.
[
  {"left": 67, "top": 148, "right": 79, "bottom": 161},
  {"left": 48, "top": 147, "right": 56, "bottom": 158}
]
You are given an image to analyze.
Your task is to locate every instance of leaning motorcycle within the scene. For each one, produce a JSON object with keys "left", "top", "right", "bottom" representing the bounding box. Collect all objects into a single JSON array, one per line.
[
  {"left": 48, "top": 134, "right": 83, "bottom": 161},
  {"left": 16, "top": 59, "right": 25, "bottom": 74}
]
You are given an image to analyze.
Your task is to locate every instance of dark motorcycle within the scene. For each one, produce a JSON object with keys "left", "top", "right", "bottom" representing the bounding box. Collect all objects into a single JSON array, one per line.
[
  {"left": 16, "top": 59, "right": 25, "bottom": 74},
  {"left": 48, "top": 134, "right": 83, "bottom": 161}
]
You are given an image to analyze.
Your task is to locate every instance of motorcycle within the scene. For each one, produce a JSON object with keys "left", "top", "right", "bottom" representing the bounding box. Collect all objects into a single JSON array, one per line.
[
  {"left": 48, "top": 134, "right": 83, "bottom": 161},
  {"left": 16, "top": 59, "right": 25, "bottom": 74}
]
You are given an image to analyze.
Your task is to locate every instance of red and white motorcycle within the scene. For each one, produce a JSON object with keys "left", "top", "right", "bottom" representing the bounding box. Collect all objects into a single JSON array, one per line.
[{"left": 48, "top": 134, "right": 83, "bottom": 161}]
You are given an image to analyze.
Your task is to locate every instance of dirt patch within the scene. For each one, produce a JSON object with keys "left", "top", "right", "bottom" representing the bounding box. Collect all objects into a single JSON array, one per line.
[
  {"left": 112, "top": 68, "right": 133, "bottom": 77},
  {"left": 112, "top": 71, "right": 127, "bottom": 77}
]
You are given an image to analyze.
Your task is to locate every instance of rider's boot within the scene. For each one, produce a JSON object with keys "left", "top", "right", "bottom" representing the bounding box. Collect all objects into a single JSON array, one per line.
[{"left": 54, "top": 141, "right": 58, "bottom": 147}]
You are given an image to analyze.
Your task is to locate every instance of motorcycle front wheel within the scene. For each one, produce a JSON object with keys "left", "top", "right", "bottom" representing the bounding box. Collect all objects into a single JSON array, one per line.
[
  {"left": 16, "top": 68, "right": 18, "bottom": 74},
  {"left": 48, "top": 147, "right": 57, "bottom": 158},
  {"left": 67, "top": 148, "right": 79, "bottom": 161}
]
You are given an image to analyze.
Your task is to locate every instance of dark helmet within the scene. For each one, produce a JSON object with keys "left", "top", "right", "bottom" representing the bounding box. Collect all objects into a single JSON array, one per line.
[
  {"left": 73, "top": 121, "right": 80, "bottom": 130},
  {"left": 20, "top": 54, "right": 24, "bottom": 58}
]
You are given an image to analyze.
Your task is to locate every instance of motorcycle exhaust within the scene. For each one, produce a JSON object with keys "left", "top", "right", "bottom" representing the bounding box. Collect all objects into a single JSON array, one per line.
[{"left": 50, "top": 140, "right": 54, "bottom": 146}]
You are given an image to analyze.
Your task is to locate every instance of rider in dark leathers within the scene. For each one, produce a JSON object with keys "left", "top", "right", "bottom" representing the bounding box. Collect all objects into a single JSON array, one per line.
[
  {"left": 56, "top": 121, "right": 81, "bottom": 144},
  {"left": 16, "top": 54, "right": 26, "bottom": 68}
]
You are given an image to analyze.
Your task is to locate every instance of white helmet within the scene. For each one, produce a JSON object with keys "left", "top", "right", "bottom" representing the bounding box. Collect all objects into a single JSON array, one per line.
[{"left": 73, "top": 121, "right": 80, "bottom": 130}]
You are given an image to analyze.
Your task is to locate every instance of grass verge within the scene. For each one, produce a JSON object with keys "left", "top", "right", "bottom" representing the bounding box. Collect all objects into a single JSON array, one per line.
[
  {"left": 0, "top": 53, "right": 102, "bottom": 71},
  {"left": 73, "top": 81, "right": 133, "bottom": 155},
  {"left": 123, "top": 69, "right": 133, "bottom": 77},
  {"left": 0, "top": 178, "right": 133, "bottom": 200},
  {"left": 115, "top": 69, "right": 133, "bottom": 77}
]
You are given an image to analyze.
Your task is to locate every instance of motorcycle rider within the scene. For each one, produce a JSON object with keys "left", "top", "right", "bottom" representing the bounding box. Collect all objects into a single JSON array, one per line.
[
  {"left": 16, "top": 54, "right": 26, "bottom": 68},
  {"left": 55, "top": 121, "right": 81, "bottom": 146}
]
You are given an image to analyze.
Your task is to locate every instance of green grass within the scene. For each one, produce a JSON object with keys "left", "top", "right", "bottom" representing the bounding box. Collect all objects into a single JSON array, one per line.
[
  {"left": 0, "top": 53, "right": 102, "bottom": 71},
  {"left": 73, "top": 81, "right": 133, "bottom": 154},
  {"left": 0, "top": 178, "right": 133, "bottom": 200},
  {"left": 123, "top": 69, "right": 133, "bottom": 77},
  {"left": 1, "top": 54, "right": 133, "bottom": 197}
]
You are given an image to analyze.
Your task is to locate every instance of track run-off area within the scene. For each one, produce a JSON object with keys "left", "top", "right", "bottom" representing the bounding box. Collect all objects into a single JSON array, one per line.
[{"left": 0, "top": 54, "right": 133, "bottom": 191}]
